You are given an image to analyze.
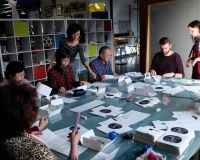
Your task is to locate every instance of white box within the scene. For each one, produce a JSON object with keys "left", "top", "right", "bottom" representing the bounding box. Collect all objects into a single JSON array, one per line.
[
  {"left": 46, "top": 95, "right": 64, "bottom": 106},
  {"left": 81, "top": 129, "right": 113, "bottom": 151}
]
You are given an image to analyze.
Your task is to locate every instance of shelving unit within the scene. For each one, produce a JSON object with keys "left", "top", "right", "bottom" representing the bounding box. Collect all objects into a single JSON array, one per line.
[{"left": 0, "top": 19, "right": 113, "bottom": 85}]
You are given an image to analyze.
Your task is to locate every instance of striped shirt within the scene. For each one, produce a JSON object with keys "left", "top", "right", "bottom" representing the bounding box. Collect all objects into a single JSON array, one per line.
[{"left": 63, "top": 44, "right": 86, "bottom": 64}]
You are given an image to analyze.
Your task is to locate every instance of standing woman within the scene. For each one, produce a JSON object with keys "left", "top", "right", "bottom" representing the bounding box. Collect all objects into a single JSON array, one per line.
[
  {"left": 48, "top": 23, "right": 96, "bottom": 79},
  {"left": 186, "top": 20, "right": 200, "bottom": 79}
]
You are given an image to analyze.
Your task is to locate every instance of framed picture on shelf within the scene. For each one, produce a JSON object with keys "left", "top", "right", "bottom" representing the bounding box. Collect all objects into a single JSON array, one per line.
[
  {"left": 70, "top": 1, "right": 79, "bottom": 12},
  {"left": 79, "top": 2, "right": 86, "bottom": 11},
  {"left": 64, "top": 5, "right": 71, "bottom": 16},
  {"left": 45, "top": 6, "right": 52, "bottom": 17},
  {"left": 56, "top": 4, "right": 62, "bottom": 16}
]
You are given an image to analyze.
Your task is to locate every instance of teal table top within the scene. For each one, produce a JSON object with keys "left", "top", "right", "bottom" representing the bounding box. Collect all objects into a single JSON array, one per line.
[{"left": 45, "top": 78, "right": 200, "bottom": 160}]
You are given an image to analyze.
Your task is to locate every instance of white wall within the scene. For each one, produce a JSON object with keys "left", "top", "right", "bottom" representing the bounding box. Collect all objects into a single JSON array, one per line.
[{"left": 150, "top": 0, "right": 200, "bottom": 78}]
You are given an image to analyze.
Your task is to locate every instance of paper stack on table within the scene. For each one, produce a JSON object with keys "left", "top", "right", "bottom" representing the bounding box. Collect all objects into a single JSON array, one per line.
[
  {"left": 135, "top": 124, "right": 195, "bottom": 155},
  {"left": 134, "top": 125, "right": 166, "bottom": 145},
  {"left": 156, "top": 127, "right": 195, "bottom": 155}
]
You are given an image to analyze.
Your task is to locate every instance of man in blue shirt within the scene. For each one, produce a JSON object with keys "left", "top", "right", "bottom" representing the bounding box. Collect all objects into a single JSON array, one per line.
[{"left": 89, "top": 46, "right": 117, "bottom": 81}]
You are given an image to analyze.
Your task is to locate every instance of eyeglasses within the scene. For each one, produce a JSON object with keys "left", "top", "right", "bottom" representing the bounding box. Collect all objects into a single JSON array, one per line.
[{"left": 16, "top": 72, "right": 25, "bottom": 77}]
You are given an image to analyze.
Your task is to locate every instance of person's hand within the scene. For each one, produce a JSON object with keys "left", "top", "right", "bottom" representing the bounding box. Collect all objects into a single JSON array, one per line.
[
  {"left": 100, "top": 76, "right": 107, "bottom": 81},
  {"left": 162, "top": 72, "right": 174, "bottom": 78},
  {"left": 89, "top": 71, "right": 96, "bottom": 79},
  {"left": 192, "top": 57, "right": 200, "bottom": 66},
  {"left": 70, "top": 130, "right": 80, "bottom": 147},
  {"left": 31, "top": 131, "right": 43, "bottom": 137},
  {"left": 58, "top": 87, "right": 66, "bottom": 94},
  {"left": 113, "top": 72, "right": 118, "bottom": 77},
  {"left": 79, "top": 81, "right": 85, "bottom": 85},
  {"left": 186, "top": 58, "right": 193, "bottom": 67},
  {"left": 149, "top": 69, "right": 157, "bottom": 76},
  {"left": 38, "top": 116, "right": 48, "bottom": 131}
]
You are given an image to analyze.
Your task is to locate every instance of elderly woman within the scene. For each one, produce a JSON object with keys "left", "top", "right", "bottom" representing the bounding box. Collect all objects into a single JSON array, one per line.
[{"left": 0, "top": 82, "right": 80, "bottom": 159}]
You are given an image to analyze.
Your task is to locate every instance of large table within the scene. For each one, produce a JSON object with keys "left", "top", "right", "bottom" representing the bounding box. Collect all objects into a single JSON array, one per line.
[{"left": 46, "top": 78, "right": 200, "bottom": 160}]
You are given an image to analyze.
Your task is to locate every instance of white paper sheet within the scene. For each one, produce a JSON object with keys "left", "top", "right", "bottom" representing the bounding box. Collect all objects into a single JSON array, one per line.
[
  {"left": 36, "top": 82, "right": 52, "bottom": 97},
  {"left": 182, "top": 86, "right": 200, "bottom": 95},
  {"left": 152, "top": 85, "right": 172, "bottom": 92},
  {"left": 59, "top": 96, "right": 77, "bottom": 104},
  {"left": 162, "top": 86, "right": 185, "bottom": 95},
  {"left": 116, "top": 110, "right": 150, "bottom": 126},
  {"left": 97, "top": 123, "right": 132, "bottom": 134},
  {"left": 40, "top": 129, "right": 87, "bottom": 155},
  {"left": 70, "top": 100, "right": 105, "bottom": 112},
  {"left": 54, "top": 124, "right": 88, "bottom": 141},
  {"left": 125, "top": 72, "right": 143, "bottom": 78},
  {"left": 135, "top": 97, "right": 160, "bottom": 108},
  {"left": 88, "top": 82, "right": 111, "bottom": 88},
  {"left": 152, "top": 120, "right": 168, "bottom": 130},
  {"left": 133, "top": 82, "right": 150, "bottom": 88}
]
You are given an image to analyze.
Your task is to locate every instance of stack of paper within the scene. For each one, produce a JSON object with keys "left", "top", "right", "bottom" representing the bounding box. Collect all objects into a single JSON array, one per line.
[
  {"left": 156, "top": 128, "right": 195, "bottom": 155},
  {"left": 90, "top": 105, "right": 124, "bottom": 117},
  {"left": 135, "top": 97, "right": 160, "bottom": 108},
  {"left": 135, "top": 126, "right": 165, "bottom": 145}
]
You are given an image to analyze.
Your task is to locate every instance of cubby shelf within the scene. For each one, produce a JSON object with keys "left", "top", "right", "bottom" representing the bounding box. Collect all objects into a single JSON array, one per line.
[{"left": 0, "top": 19, "right": 113, "bottom": 85}]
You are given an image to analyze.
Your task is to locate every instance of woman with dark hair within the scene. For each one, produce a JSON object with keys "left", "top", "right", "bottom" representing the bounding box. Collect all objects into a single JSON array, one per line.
[
  {"left": 48, "top": 23, "right": 96, "bottom": 79},
  {"left": 0, "top": 82, "right": 80, "bottom": 159},
  {"left": 186, "top": 20, "right": 200, "bottom": 79},
  {"left": 1, "top": 61, "right": 48, "bottom": 135},
  {"left": 48, "top": 49, "right": 84, "bottom": 94},
  {"left": 5, "top": 61, "right": 25, "bottom": 82}
]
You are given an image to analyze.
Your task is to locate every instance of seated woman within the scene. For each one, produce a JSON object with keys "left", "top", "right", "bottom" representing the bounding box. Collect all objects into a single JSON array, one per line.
[
  {"left": 1, "top": 61, "right": 48, "bottom": 135},
  {"left": 2, "top": 61, "right": 26, "bottom": 85},
  {"left": 0, "top": 82, "right": 80, "bottom": 159},
  {"left": 48, "top": 49, "right": 84, "bottom": 94}
]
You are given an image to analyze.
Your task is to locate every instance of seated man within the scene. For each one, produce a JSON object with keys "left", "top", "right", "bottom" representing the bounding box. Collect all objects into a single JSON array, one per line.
[
  {"left": 48, "top": 49, "right": 84, "bottom": 94},
  {"left": 149, "top": 37, "right": 184, "bottom": 78},
  {"left": 89, "top": 46, "right": 117, "bottom": 81}
]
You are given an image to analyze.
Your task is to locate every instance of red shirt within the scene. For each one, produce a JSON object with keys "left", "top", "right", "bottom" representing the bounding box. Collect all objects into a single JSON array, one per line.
[
  {"left": 48, "top": 65, "right": 77, "bottom": 93},
  {"left": 192, "top": 42, "right": 200, "bottom": 79}
]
